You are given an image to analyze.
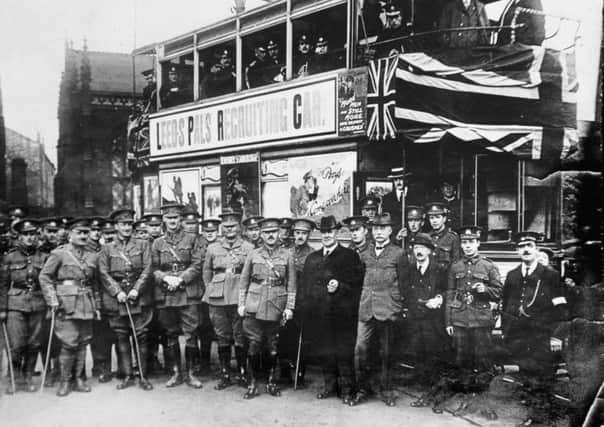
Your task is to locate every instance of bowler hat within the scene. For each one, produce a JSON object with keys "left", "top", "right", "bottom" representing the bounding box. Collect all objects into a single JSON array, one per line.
[
  {"left": 318, "top": 215, "right": 341, "bottom": 232},
  {"left": 410, "top": 233, "right": 435, "bottom": 250}
]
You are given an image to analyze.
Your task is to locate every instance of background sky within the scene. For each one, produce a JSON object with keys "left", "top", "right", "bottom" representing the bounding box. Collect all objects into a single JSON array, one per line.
[{"left": 0, "top": 0, "right": 601, "bottom": 167}]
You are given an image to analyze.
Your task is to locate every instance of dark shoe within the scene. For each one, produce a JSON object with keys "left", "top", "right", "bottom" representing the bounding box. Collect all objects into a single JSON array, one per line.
[
  {"left": 215, "top": 370, "right": 231, "bottom": 390},
  {"left": 56, "top": 381, "right": 71, "bottom": 397},
  {"left": 45, "top": 358, "right": 60, "bottom": 387},
  {"left": 215, "top": 346, "right": 232, "bottom": 390},
  {"left": 165, "top": 370, "right": 183, "bottom": 388},
  {"left": 353, "top": 389, "right": 370, "bottom": 405},
  {"left": 266, "top": 382, "right": 281, "bottom": 397},
  {"left": 73, "top": 378, "right": 91, "bottom": 393},
  {"left": 164, "top": 342, "right": 183, "bottom": 388},
  {"left": 24, "top": 351, "right": 39, "bottom": 392},
  {"left": 116, "top": 375, "right": 136, "bottom": 390},
  {"left": 98, "top": 370, "right": 112, "bottom": 383},
  {"left": 184, "top": 347, "right": 203, "bottom": 389},
  {"left": 316, "top": 387, "right": 338, "bottom": 399},
  {"left": 380, "top": 392, "right": 397, "bottom": 407},
  {"left": 243, "top": 382, "right": 258, "bottom": 399},
  {"left": 139, "top": 378, "right": 153, "bottom": 391},
  {"left": 342, "top": 393, "right": 355, "bottom": 405}
]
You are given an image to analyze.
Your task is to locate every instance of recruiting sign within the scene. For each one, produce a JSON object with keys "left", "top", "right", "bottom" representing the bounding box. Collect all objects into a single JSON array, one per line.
[
  {"left": 337, "top": 69, "right": 368, "bottom": 136},
  {"left": 150, "top": 79, "right": 337, "bottom": 158}
]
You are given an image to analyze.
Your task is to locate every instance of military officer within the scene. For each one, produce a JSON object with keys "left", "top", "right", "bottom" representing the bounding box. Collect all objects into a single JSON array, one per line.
[
  {"left": 294, "top": 34, "right": 313, "bottom": 78},
  {"left": 445, "top": 226, "right": 501, "bottom": 375},
  {"left": 0, "top": 219, "right": 49, "bottom": 393},
  {"left": 205, "top": 49, "right": 236, "bottom": 98},
  {"left": 245, "top": 44, "right": 271, "bottom": 89},
  {"left": 38, "top": 217, "right": 60, "bottom": 254},
  {"left": 182, "top": 208, "right": 200, "bottom": 235},
  {"left": 309, "top": 36, "right": 340, "bottom": 74},
  {"left": 101, "top": 220, "right": 117, "bottom": 244},
  {"left": 343, "top": 216, "right": 371, "bottom": 255},
  {"left": 159, "top": 65, "right": 192, "bottom": 108},
  {"left": 353, "top": 213, "right": 406, "bottom": 407},
  {"left": 151, "top": 203, "right": 204, "bottom": 388},
  {"left": 360, "top": 196, "right": 379, "bottom": 222},
  {"left": 88, "top": 217, "right": 116, "bottom": 383},
  {"left": 278, "top": 218, "right": 294, "bottom": 249},
  {"left": 238, "top": 218, "right": 296, "bottom": 399},
  {"left": 133, "top": 220, "right": 150, "bottom": 241},
  {"left": 201, "top": 219, "right": 220, "bottom": 245},
  {"left": 142, "top": 213, "right": 163, "bottom": 241},
  {"left": 39, "top": 218, "right": 100, "bottom": 397},
  {"left": 243, "top": 216, "right": 264, "bottom": 248},
  {"left": 98, "top": 208, "right": 153, "bottom": 391},
  {"left": 426, "top": 202, "right": 460, "bottom": 270},
  {"left": 57, "top": 216, "right": 73, "bottom": 245},
  {"left": 203, "top": 210, "right": 254, "bottom": 390},
  {"left": 266, "top": 40, "right": 285, "bottom": 82}
]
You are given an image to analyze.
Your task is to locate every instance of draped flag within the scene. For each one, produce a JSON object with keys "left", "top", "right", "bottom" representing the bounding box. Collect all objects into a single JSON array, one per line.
[{"left": 367, "top": 44, "right": 577, "bottom": 161}]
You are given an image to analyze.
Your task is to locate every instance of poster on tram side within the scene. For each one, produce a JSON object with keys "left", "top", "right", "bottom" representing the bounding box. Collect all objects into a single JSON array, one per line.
[
  {"left": 337, "top": 68, "right": 367, "bottom": 136},
  {"left": 220, "top": 153, "right": 260, "bottom": 220},
  {"left": 159, "top": 168, "right": 201, "bottom": 214}
]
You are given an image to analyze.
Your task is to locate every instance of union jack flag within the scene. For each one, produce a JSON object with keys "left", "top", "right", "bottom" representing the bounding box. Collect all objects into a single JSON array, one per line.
[{"left": 367, "top": 55, "right": 398, "bottom": 140}]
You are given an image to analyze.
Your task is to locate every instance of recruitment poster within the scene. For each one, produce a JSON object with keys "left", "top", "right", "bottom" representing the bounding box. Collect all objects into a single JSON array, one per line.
[
  {"left": 220, "top": 153, "right": 260, "bottom": 219},
  {"left": 159, "top": 168, "right": 201, "bottom": 214}
]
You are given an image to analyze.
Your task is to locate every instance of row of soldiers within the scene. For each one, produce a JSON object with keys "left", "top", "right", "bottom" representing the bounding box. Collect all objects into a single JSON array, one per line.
[{"left": 0, "top": 202, "right": 569, "bottom": 420}]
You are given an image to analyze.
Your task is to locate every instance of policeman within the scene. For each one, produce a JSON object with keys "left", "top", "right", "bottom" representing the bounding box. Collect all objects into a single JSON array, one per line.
[
  {"left": 243, "top": 215, "right": 264, "bottom": 248},
  {"left": 203, "top": 209, "right": 254, "bottom": 390},
  {"left": 294, "top": 34, "right": 313, "bottom": 78},
  {"left": 445, "top": 226, "right": 501, "bottom": 376},
  {"left": 201, "top": 219, "right": 220, "bottom": 245},
  {"left": 278, "top": 218, "right": 294, "bottom": 249},
  {"left": 98, "top": 208, "right": 153, "bottom": 391},
  {"left": 0, "top": 219, "right": 49, "bottom": 393},
  {"left": 425, "top": 202, "right": 460, "bottom": 270},
  {"left": 343, "top": 216, "right": 371, "bottom": 255},
  {"left": 101, "top": 220, "right": 117, "bottom": 244},
  {"left": 266, "top": 40, "right": 285, "bottom": 83},
  {"left": 238, "top": 218, "right": 296, "bottom": 399},
  {"left": 38, "top": 217, "right": 60, "bottom": 254},
  {"left": 88, "top": 217, "right": 116, "bottom": 383},
  {"left": 142, "top": 213, "right": 163, "bottom": 241},
  {"left": 151, "top": 203, "right": 204, "bottom": 388},
  {"left": 39, "top": 218, "right": 100, "bottom": 397},
  {"left": 279, "top": 218, "right": 315, "bottom": 387},
  {"left": 245, "top": 44, "right": 271, "bottom": 89}
]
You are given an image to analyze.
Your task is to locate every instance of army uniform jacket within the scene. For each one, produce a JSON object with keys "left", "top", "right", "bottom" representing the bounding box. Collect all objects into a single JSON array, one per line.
[
  {"left": 38, "top": 240, "right": 57, "bottom": 255},
  {"left": 151, "top": 228, "right": 203, "bottom": 307},
  {"left": 239, "top": 245, "right": 296, "bottom": 322},
  {"left": 446, "top": 254, "right": 502, "bottom": 328},
  {"left": 502, "top": 262, "right": 568, "bottom": 335},
  {"left": 430, "top": 227, "right": 460, "bottom": 269},
  {"left": 245, "top": 59, "right": 271, "bottom": 88},
  {"left": 358, "top": 243, "right": 406, "bottom": 322},
  {"left": 403, "top": 260, "right": 447, "bottom": 321},
  {"left": 203, "top": 237, "right": 254, "bottom": 306},
  {"left": 99, "top": 237, "right": 153, "bottom": 316},
  {"left": 290, "top": 243, "right": 314, "bottom": 309},
  {"left": 39, "top": 244, "right": 100, "bottom": 320},
  {"left": 0, "top": 244, "right": 49, "bottom": 314}
]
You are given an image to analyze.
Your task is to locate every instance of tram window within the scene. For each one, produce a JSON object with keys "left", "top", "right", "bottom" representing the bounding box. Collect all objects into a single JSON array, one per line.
[
  {"left": 159, "top": 55, "right": 194, "bottom": 109},
  {"left": 198, "top": 40, "right": 236, "bottom": 99},
  {"left": 242, "top": 24, "right": 286, "bottom": 90},
  {"left": 292, "top": 4, "right": 346, "bottom": 79},
  {"left": 523, "top": 162, "right": 560, "bottom": 242},
  {"left": 476, "top": 155, "right": 518, "bottom": 242}
]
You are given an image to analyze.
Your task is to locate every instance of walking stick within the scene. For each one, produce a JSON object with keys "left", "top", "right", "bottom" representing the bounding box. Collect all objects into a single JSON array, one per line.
[
  {"left": 294, "top": 323, "right": 303, "bottom": 391},
  {"left": 2, "top": 322, "right": 16, "bottom": 394},
  {"left": 124, "top": 302, "right": 145, "bottom": 383},
  {"left": 39, "top": 308, "right": 56, "bottom": 393}
]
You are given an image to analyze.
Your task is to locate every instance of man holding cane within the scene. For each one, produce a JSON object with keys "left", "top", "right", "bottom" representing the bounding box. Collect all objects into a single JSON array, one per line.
[{"left": 98, "top": 208, "right": 153, "bottom": 391}]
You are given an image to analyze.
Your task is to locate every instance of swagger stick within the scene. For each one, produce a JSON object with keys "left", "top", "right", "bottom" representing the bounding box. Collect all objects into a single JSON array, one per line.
[
  {"left": 124, "top": 302, "right": 145, "bottom": 383},
  {"left": 39, "top": 308, "right": 56, "bottom": 393},
  {"left": 2, "top": 322, "right": 16, "bottom": 394}
]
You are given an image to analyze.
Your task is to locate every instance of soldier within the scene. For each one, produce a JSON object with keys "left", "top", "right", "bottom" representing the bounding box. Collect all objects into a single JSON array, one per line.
[
  {"left": 294, "top": 34, "right": 313, "bottom": 78},
  {"left": 101, "top": 220, "right": 117, "bottom": 244},
  {"left": 243, "top": 215, "right": 264, "bottom": 248},
  {"left": 88, "top": 217, "right": 116, "bottom": 383},
  {"left": 245, "top": 44, "right": 271, "bottom": 89},
  {"left": 266, "top": 40, "right": 285, "bottom": 83},
  {"left": 201, "top": 219, "right": 220, "bottom": 245},
  {"left": 142, "top": 213, "right": 163, "bottom": 241},
  {"left": 278, "top": 218, "right": 293, "bottom": 249},
  {"left": 396, "top": 205, "right": 425, "bottom": 252},
  {"left": 403, "top": 233, "right": 449, "bottom": 410},
  {"left": 56, "top": 216, "right": 73, "bottom": 245},
  {"left": 353, "top": 213, "right": 406, "bottom": 407},
  {"left": 303, "top": 216, "right": 364, "bottom": 405},
  {"left": 238, "top": 218, "right": 296, "bottom": 399},
  {"left": 309, "top": 36, "right": 336, "bottom": 74},
  {"left": 159, "top": 65, "right": 192, "bottom": 108},
  {"left": 437, "top": 175, "right": 461, "bottom": 230},
  {"left": 151, "top": 203, "right": 204, "bottom": 388},
  {"left": 98, "top": 208, "right": 154, "bottom": 391},
  {"left": 0, "top": 219, "right": 49, "bottom": 393},
  {"left": 343, "top": 216, "right": 371, "bottom": 255},
  {"left": 182, "top": 208, "right": 200, "bottom": 235},
  {"left": 279, "top": 218, "right": 315, "bottom": 387},
  {"left": 133, "top": 220, "right": 150, "bottom": 241},
  {"left": 0, "top": 214, "right": 11, "bottom": 254},
  {"left": 38, "top": 217, "right": 60, "bottom": 254},
  {"left": 445, "top": 226, "right": 502, "bottom": 381},
  {"left": 376, "top": 4, "right": 410, "bottom": 57},
  {"left": 39, "top": 218, "right": 100, "bottom": 397},
  {"left": 426, "top": 202, "right": 460, "bottom": 270},
  {"left": 203, "top": 210, "right": 254, "bottom": 390},
  {"left": 360, "top": 196, "right": 379, "bottom": 222}
]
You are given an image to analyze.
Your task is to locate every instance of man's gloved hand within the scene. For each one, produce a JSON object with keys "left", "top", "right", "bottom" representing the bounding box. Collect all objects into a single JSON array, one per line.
[
  {"left": 117, "top": 291, "right": 128, "bottom": 304},
  {"left": 283, "top": 309, "right": 293, "bottom": 321},
  {"left": 127, "top": 289, "right": 139, "bottom": 301},
  {"left": 327, "top": 279, "right": 339, "bottom": 293},
  {"left": 425, "top": 295, "right": 443, "bottom": 309},
  {"left": 446, "top": 326, "right": 454, "bottom": 336}
]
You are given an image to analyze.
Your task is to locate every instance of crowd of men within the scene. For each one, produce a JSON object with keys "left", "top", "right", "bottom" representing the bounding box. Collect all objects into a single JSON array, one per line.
[{"left": 0, "top": 166, "right": 573, "bottom": 423}]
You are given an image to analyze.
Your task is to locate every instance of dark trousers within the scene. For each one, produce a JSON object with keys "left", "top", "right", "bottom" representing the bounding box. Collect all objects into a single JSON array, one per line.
[
  {"left": 409, "top": 316, "right": 450, "bottom": 381},
  {"left": 158, "top": 304, "right": 201, "bottom": 348},
  {"left": 453, "top": 326, "right": 492, "bottom": 372},
  {"left": 243, "top": 316, "right": 280, "bottom": 356},
  {"left": 208, "top": 304, "right": 244, "bottom": 348},
  {"left": 6, "top": 310, "right": 45, "bottom": 358},
  {"left": 505, "top": 320, "right": 553, "bottom": 376},
  {"left": 90, "top": 317, "right": 115, "bottom": 374},
  {"left": 320, "top": 317, "right": 357, "bottom": 395},
  {"left": 355, "top": 318, "right": 394, "bottom": 392}
]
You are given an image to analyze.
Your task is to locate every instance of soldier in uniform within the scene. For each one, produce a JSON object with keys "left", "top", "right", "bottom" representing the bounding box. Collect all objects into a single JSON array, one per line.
[
  {"left": 98, "top": 209, "right": 154, "bottom": 391},
  {"left": 142, "top": 213, "right": 163, "bottom": 241},
  {"left": 245, "top": 44, "right": 271, "bottom": 89},
  {"left": 182, "top": 208, "right": 200, "bottom": 235},
  {"left": 57, "top": 216, "right": 73, "bottom": 245},
  {"left": 266, "top": 40, "right": 286, "bottom": 83},
  {"left": 38, "top": 217, "right": 60, "bottom": 254},
  {"left": 360, "top": 196, "right": 379, "bottom": 223},
  {"left": 238, "top": 218, "right": 296, "bottom": 399},
  {"left": 445, "top": 226, "right": 501, "bottom": 384},
  {"left": 101, "top": 220, "right": 117, "bottom": 244},
  {"left": 278, "top": 218, "right": 294, "bottom": 249},
  {"left": 0, "top": 214, "right": 12, "bottom": 254},
  {"left": 294, "top": 34, "right": 313, "bottom": 78},
  {"left": 203, "top": 210, "right": 254, "bottom": 390},
  {"left": 0, "top": 219, "right": 49, "bottom": 393},
  {"left": 309, "top": 36, "right": 339, "bottom": 74},
  {"left": 39, "top": 218, "right": 100, "bottom": 397},
  {"left": 353, "top": 213, "right": 406, "bottom": 407},
  {"left": 133, "top": 220, "right": 150, "bottom": 241},
  {"left": 426, "top": 202, "right": 460, "bottom": 270},
  {"left": 159, "top": 66, "right": 192, "bottom": 108},
  {"left": 343, "top": 216, "right": 371, "bottom": 255},
  {"left": 303, "top": 216, "right": 364, "bottom": 405},
  {"left": 201, "top": 219, "right": 220, "bottom": 245},
  {"left": 279, "top": 218, "right": 315, "bottom": 387},
  {"left": 204, "top": 49, "right": 236, "bottom": 99},
  {"left": 376, "top": 4, "right": 410, "bottom": 57},
  {"left": 151, "top": 203, "right": 204, "bottom": 388},
  {"left": 243, "top": 216, "right": 264, "bottom": 248}
]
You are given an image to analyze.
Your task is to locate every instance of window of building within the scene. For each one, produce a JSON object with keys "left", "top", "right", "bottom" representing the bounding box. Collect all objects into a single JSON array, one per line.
[
  {"left": 198, "top": 40, "right": 236, "bottom": 99},
  {"left": 159, "top": 53, "right": 194, "bottom": 109},
  {"left": 242, "top": 24, "right": 286, "bottom": 90}
]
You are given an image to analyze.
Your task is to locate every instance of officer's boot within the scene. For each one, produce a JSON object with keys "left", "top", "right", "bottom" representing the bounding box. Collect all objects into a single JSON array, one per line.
[
  {"left": 215, "top": 346, "right": 232, "bottom": 390},
  {"left": 199, "top": 337, "right": 212, "bottom": 375},
  {"left": 115, "top": 336, "right": 135, "bottom": 390},
  {"left": 266, "top": 354, "right": 281, "bottom": 397},
  {"left": 24, "top": 350, "right": 39, "bottom": 392},
  {"left": 137, "top": 335, "right": 153, "bottom": 391},
  {"left": 72, "top": 346, "right": 91, "bottom": 393},
  {"left": 164, "top": 340, "right": 183, "bottom": 388},
  {"left": 279, "top": 358, "right": 293, "bottom": 386},
  {"left": 243, "top": 354, "right": 260, "bottom": 400},
  {"left": 184, "top": 346, "right": 203, "bottom": 389},
  {"left": 235, "top": 345, "right": 248, "bottom": 387},
  {"left": 56, "top": 348, "right": 74, "bottom": 397}
]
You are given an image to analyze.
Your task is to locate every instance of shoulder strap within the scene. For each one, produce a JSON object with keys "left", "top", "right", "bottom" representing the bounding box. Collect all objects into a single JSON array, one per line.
[
  {"left": 167, "top": 245, "right": 182, "bottom": 263},
  {"left": 260, "top": 252, "right": 281, "bottom": 280}
]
